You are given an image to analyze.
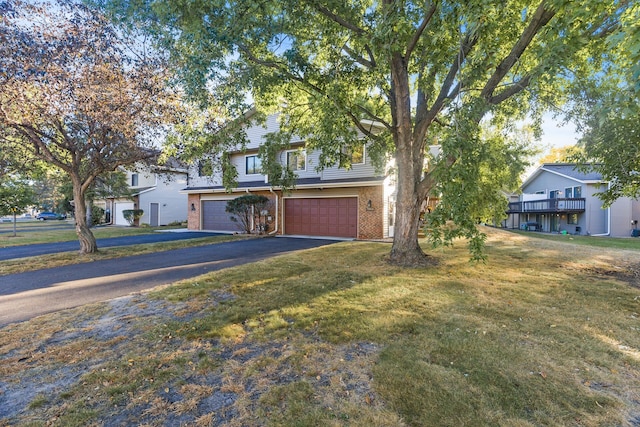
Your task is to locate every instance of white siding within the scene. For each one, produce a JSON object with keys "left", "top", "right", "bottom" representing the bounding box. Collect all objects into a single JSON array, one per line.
[
  {"left": 138, "top": 173, "right": 188, "bottom": 226},
  {"left": 244, "top": 113, "right": 281, "bottom": 150},
  {"left": 321, "top": 148, "right": 379, "bottom": 181}
]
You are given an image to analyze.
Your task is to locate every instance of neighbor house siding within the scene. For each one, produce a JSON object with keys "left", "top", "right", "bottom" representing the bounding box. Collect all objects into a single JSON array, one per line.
[{"left": 524, "top": 173, "right": 578, "bottom": 197}]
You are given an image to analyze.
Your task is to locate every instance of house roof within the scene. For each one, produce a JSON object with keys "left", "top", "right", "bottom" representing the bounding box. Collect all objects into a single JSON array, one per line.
[
  {"left": 183, "top": 176, "right": 386, "bottom": 194},
  {"left": 522, "top": 163, "right": 603, "bottom": 188}
]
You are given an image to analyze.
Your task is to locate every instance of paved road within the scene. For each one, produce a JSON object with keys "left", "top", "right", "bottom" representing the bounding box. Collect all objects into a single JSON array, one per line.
[
  {"left": 0, "top": 231, "right": 222, "bottom": 261},
  {"left": 0, "top": 237, "right": 336, "bottom": 326},
  {"left": 0, "top": 223, "right": 73, "bottom": 235}
]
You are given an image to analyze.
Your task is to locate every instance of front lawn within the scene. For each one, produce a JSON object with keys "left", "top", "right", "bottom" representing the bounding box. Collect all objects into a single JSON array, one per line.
[
  {"left": 1, "top": 227, "right": 639, "bottom": 426},
  {"left": 0, "top": 220, "right": 182, "bottom": 247}
]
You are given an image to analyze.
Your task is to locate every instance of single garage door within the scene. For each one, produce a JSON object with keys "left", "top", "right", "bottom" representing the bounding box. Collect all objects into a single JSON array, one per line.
[
  {"left": 202, "top": 200, "right": 239, "bottom": 232},
  {"left": 114, "top": 202, "right": 134, "bottom": 226},
  {"left": 284, "top": 197, "right": 357, "bottom": 238}
]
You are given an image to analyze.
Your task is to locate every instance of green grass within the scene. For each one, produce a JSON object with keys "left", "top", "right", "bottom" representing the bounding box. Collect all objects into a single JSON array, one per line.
[
  {"left": 511, "top": 228, "right": 640, "bottom": 250},
  {"left": 0, "top": 220, "right": 181, "bottom": 247},
  {"left": 2, "top": 227, "right": 640, "bottom": 426}
]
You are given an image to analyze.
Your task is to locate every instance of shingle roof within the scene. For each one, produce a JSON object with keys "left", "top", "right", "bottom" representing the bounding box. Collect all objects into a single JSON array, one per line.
[
  {"left": 183, "top": 176, "right": 386, "bottom": 192},
  {"left": 540, "top": 163, "right": 603, "bottom": 182}
]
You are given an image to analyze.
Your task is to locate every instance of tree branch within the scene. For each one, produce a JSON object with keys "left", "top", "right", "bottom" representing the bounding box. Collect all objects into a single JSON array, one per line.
[
  {"left": 488, "top": 75, "right": 532, "bottom": 105},
  {"left": 480, "top": 1, "right": 555, "bottom": 102},
  {"left": 342, "top": 43, "right": 375, "bottom": 69},
  {"left": 405, "top": 2, "right": 437, "bottom": 60},
  {"left": 312, "top": 4, "right": 367, "bottom": 36},
  {"left": 415, "top": 31, "right": 479, "bottom": 143}
]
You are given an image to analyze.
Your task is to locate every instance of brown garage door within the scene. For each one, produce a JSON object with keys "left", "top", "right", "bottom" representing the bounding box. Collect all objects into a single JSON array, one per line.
[
  {"left": 284, "top": 197, "right": 357, "bottom": 238},
  {"left": 202, "top": 200, "right": 239, "bottom": 231}
]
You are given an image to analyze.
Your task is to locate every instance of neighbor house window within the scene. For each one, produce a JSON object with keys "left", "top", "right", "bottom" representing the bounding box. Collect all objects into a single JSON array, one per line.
[
  {"left": 565, "top": 186, "right": 582, "bottom": 198},
  {"left": 246, "top": 155, "right": 262, "bottom": 175},
  {"left": 341, "top": 144, "right": 365, "bottom": 166},
  {"left": 573, "top": 186, "right": 582, "bottom": 198},
  {"left": 286, "top": 150, "right": 306, "bottom": 171},
  {"left": 131, "top": 173, "right": 138, "bottom": 186},
  {"left": 568, "top": 213, "right": 578, "bottom": 224}
]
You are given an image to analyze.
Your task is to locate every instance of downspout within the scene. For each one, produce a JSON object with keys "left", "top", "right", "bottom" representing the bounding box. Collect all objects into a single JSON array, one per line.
[
  {"left": 591, "top": 182, "right": 611, "bottom": 236},
  {"left": 268, "top": 188, "right": 279, "bottom": 235}
]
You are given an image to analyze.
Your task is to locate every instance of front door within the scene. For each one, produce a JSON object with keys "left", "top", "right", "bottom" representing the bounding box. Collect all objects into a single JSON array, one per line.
[{"left": 150, "top": 203, "right": 159, "bottom": 227}]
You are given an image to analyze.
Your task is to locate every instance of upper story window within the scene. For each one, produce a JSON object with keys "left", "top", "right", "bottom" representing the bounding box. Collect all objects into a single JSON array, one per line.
[
  {"left": 341, "top": 144, "right": 365, "bottom": 166},
  {"left": 131, "top": 173, "right": 138, "bottom": 187},
  {"left": 340, "top": 144, "right": 364, "bottom": 166},
  {"left": 573, "top": 186, "right": 582, "bottom": 198},
  {"left": 246, "top": 155, "right": 262, "bottom": 175},
  {"left": 564, "top": 186, "right": 582, "bottom": 198},
  {"left": 198, "top": 159, "right": 213, "bottom": 177},
  {"left": 286, "top": 150, "right": 306, "bottom": 171}
]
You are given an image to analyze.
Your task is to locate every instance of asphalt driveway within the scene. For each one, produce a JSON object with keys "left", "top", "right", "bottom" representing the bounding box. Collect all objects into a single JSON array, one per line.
[
  {"left": 0, "top": 237, "right": 336, "bottom": 326},
  {"left": 0, "top": 231, "right": 222, "bottom": 261}
]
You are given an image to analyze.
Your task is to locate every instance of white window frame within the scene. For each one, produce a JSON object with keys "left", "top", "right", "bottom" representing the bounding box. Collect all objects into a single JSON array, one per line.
[
  {"left": 573, "top": 186, "right": 582, "bottom": 198},
  {"left": 341, "top": 144, "right": 366, "bottom": 166}
]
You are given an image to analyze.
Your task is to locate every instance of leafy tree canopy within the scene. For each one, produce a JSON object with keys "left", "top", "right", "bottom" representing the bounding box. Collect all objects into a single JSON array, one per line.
[
  {"left": 567, "top": 2, "right": 639, "bottom": 207},
  {"left": 538, "top": 145, "right": 584, "bottom": 164},
  {"left": 0, "top": 0, "right": 179, "bottom": 253},
  {"left": 103, "top": 0, "right": 631, "bottom": 264},
  {"left": 0, "top": 178, "right": 36, "bottom": 236}
]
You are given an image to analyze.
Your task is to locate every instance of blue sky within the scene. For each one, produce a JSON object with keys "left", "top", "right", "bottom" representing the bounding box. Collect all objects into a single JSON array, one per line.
[{"left": 539, "top": 113, "right": 580, "bottom": 151}]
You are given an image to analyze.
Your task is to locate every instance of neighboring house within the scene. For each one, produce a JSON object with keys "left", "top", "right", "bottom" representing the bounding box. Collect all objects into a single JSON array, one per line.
[
  {"left": 507, "top": 163, "right": 640, "bottom": 237},
  {"left": 184, "top": 113, "right": 409, "bottom": 239},
  {"left": 100, "top": 159, "right": 189, "bottom": 226}
]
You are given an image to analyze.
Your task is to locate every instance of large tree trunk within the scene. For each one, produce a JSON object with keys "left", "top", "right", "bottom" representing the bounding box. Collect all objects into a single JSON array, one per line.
[
  {"left": 72, "top": 182, "right": 98, "bottom": 254},
  {"left": 389, "top": 142, "right": 429, "bottom": 266},
  {"left": 388, "top": 52, "right": 430, "bottom": 266}
]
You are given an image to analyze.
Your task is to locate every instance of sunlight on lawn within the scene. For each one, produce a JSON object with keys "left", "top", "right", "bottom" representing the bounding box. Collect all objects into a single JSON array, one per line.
[{"left": 2, "top": 227, "right": 639, "bottom": 426}]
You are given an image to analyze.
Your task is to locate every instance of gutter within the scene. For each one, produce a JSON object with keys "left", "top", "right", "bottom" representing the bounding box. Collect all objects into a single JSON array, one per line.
[{"left": 268, "top": 188, "right": 279, "bottom": 235}]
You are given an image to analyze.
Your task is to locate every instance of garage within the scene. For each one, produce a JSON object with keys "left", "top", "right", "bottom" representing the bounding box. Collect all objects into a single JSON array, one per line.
[
  {"left": 284, "top": 197, "right": 357, "bottom": 238},
  {"left": 202, "top": 200, "right": 239, "bottom": 232},
  {"left": 114, "top": 202, "right": 134, "bottom": 226}
]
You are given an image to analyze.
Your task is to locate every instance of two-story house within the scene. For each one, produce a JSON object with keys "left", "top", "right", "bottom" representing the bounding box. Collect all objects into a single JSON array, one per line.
[
  {"left": 507, "top": 163, "right": 640, "bottom": 237},
  {"left": 183, "top": 113, "right": 399, "bottom": 239},
  {"left": 103, "top": 159, "right": 189, "bottom": 226}
]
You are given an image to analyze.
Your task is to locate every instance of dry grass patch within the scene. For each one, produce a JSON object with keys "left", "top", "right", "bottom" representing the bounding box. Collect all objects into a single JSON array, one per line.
[{"left": 1, "top": 227, "right": 639, "bottom": 426}]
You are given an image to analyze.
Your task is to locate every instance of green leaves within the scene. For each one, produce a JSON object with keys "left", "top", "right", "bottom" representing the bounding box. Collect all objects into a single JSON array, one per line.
[
  {"left": 106, "top": 0, "right": 632, "bottom": 262},
  {"left": 0, "top": 178, "right": 36, "bottom": 217}
]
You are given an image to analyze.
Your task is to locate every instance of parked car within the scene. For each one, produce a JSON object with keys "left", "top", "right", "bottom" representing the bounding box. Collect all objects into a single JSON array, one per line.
[{"left": 36, "top": 212, "right": 67, "bottom": 221}]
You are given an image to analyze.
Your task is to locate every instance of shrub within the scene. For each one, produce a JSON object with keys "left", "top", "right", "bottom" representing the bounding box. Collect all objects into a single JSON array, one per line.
[
  {"left": 91, "top": 206, "right": 105, "bottom": 226},
  {"left": 226, "top": 195, "right": 271, "bottom": 234},
  {"left": 122, "top": 209, "right": 144, "bottom": 226}
]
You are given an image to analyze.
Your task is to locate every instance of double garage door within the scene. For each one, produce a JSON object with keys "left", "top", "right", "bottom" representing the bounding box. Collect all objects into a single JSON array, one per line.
[
  {"left": 203, "top": 197, "right": 358, "bottom": 238},
  {"left": 284, "top": 197, "right": 357, "bottom": 238}
]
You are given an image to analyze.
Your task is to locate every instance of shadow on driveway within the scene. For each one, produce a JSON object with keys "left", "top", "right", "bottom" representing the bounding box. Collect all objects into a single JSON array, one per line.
[{"left": 0, "top": 237, "right": 337, "bottom": 326}]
